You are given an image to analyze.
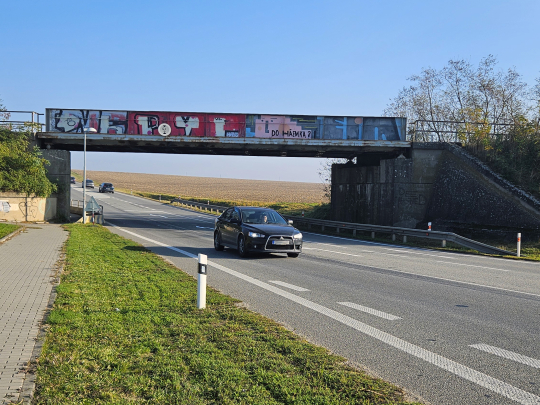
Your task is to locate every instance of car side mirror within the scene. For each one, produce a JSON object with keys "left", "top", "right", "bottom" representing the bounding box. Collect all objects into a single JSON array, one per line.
[{"left": 288, "top": 220, "right": 293, "bottom": 225}]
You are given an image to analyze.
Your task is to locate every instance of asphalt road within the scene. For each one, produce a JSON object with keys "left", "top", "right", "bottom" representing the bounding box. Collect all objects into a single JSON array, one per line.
[{"left": 72, "top": 184, "right": 540, "bottom": 405}]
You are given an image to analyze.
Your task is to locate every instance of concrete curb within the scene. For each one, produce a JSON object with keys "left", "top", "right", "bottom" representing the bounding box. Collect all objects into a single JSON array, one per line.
[{"left": 0, "top": 225, "right": 25, "bottom": 244}]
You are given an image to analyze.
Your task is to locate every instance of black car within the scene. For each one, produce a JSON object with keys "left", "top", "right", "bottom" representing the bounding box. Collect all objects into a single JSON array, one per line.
[
  {"left": 99, "top": 182, "right": 115, "bottom": 193},
  {"left": 214, "top": 207, "right": 302, "bottom": 258},
  {"left": 70, "top": 176, "right": 76, "bottom": 184}
]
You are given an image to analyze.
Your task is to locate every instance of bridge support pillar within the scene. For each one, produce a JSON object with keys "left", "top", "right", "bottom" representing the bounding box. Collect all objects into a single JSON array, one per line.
[{"left": 41, "top": 149, "right": 71, "bottom": 221}]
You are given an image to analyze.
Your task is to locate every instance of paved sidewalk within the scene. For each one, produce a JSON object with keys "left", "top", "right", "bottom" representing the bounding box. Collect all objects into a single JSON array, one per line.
[{"left": 0, "top": 224, "right": 68, "bottom": 404}]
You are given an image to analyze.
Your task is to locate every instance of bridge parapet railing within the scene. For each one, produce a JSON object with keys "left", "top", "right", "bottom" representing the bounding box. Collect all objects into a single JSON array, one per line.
[{"left": 169, "top": 198, "right": 516, "bottom": 256}]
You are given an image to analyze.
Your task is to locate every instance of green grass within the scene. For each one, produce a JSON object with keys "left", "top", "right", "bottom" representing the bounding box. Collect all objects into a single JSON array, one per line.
[
  {"left": 34, "top": 224, "right": 418, "bottom": 404},
  {"left": 0, "top": 223, "right": 20, "bottom": 239}
]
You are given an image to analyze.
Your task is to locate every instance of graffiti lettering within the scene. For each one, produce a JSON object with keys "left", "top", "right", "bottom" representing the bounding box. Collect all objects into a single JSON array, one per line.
[
  {"left": 175, "top": 116, "right": 200, "bottom": 136},
  {"left": 47, "top": 109, "right": 406, "bottom": 141}
]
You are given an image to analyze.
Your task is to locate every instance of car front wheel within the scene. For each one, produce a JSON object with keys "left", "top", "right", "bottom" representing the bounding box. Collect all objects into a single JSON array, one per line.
[
  {"left": 238, "top": 235, "right": 248, "bottom": 257},
  {"left": 214, "top": 231, "right": 224, "bottom": 251}
]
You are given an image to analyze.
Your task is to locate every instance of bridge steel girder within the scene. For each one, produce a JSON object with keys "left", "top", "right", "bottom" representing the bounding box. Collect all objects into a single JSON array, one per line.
[{"left": 37, "top": 132, "right": 411, "bottom": 159}]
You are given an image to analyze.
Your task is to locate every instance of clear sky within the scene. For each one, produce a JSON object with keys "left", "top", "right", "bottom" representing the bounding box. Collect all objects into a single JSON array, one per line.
[{"left": 2, "top": 0, "right": 539, "bottom": 183}]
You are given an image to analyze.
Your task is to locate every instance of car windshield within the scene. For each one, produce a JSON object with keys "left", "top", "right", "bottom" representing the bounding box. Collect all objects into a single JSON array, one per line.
[
  {"left": 104, "top": 183, "right": 113, "bottom": 187},
  {"left": 241, "top": 209, "right": 287, "bottom": 225},
  {"left": 86, "top": 180, "right": 93, "bottom": 183}
]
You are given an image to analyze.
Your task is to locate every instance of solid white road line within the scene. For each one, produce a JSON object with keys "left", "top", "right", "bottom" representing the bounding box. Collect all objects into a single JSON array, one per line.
[
  {"left": 105, "top": 221, "right": 540, "bottom": 405},
  {"left": 338, "top": 302, "right": 402, "bottom": 320},
  {"left": 196, "top": 226, "right": 214, "bottom": 230},
  {"left": 303, "top": 247, "right": 364, "bottom": 258},
  {"left": 435, "top": 261, "right": 509, "bottom": 272},
  {"left": 268, "top": 281, "right": 310, "bottom": 291},
  {"left": 470, "top": 344, "right": 540, "bottom": 369}
]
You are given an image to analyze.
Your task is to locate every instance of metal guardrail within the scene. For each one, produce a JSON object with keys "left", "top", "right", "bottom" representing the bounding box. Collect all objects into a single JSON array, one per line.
[
  {"left": 172, "top": 198, "right": 227, "bottom": 214},
  {"left": 170, "top": 198, "right": 516, "bottom": 256},
  {"left": 70, "top": 199, "right": 103, "bottom": 214},
  {"left": 285, "top": 216, "right": 516, "bottom": 256}
]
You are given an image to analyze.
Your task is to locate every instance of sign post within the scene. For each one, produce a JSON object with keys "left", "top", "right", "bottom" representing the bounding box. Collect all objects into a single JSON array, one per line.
[{"left": 197, "top": 254, "right": 207, "bottom": 309}]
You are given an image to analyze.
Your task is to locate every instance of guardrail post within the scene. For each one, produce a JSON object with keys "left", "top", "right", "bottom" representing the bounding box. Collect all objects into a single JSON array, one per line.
[
  {"left": 517, "top": 233, "right": 521, "bottom": 257},
  {"left": 336, "top": 227, "right": 340, "bottom": 233},
  {"left": 322, "top": 225, "right": 325, "bottom": 231},
  {"left": 197, "top": 254, "right": 207, "bottom": 309},
  {"left": 353, "top": 229, "right": 356, "bottom": 236},
  {"left": 392, "top": 234, "right": 396, "bottom": 241},
  {"left": 442, "top": 240, "right": 446, "bottom": 247},
  {"left": 403, "top": 235, "right": 407, "bottom": 243},
  {"left": 371, "top": 232, "right": 375, "bottom": 239}
]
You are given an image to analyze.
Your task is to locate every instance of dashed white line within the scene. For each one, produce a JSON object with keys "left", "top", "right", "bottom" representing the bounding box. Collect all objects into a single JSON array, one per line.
[
  {"left": 338, "top": 302, "right": 402, "bottom": 320},
  {"left": 103, "top": 222, "right": 540, "bottom": 405},
  {"left": 268, "top": 281, "right": 310, "bottom": 291},
  {"left": 470, "top": 344, "right": 540, "bottom": 369}
]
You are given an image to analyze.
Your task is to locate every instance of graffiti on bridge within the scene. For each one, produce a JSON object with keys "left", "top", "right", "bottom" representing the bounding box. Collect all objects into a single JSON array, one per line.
[{"left": 48, "top": 109, "right": 406, "bottom": 141}]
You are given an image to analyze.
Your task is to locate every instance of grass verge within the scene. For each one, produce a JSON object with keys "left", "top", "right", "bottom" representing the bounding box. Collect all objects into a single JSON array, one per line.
[
  {"left": 34, "top": 224, "right": 418, "bottom": 404},
  {"left": 0, "top": 223, "right": 20, "bottom": 239}
]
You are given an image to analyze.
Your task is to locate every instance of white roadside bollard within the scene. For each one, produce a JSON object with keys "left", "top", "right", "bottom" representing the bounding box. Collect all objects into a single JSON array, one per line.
[
  {"left": 517, "top": 233, "right": 521, "bottom": 258},
  {"left": 428, "top": 222, "right": 432, "bottom": 232},
  {"left": 197, "top": 254, "right": 208, "bottom": 309}
]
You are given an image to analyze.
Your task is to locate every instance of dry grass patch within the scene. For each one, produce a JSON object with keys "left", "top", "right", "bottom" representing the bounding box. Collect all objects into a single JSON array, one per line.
[{"left": 72, "top": 170, "right": 326, "bottom": 204}]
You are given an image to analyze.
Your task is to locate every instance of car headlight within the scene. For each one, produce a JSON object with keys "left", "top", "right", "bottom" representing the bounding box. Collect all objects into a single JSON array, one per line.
[
  {"left": 248, "top": 232, "right": 265, "bottom": 238},
  {"left": 293, "top": 232, "right": 303, "bottom": 239}
]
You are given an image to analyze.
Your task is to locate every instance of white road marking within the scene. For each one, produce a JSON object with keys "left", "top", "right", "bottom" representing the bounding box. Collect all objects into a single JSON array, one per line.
[
  {"left": 268, "top": 281, "right": 310, "bottom": 291},
  {"left": 435, "top": 261, "right": 509, "bottom": 272},
  {"left": 303, "top": 247, "right": 364, "bottom": 258},
  {"left": 470, "top": 344, "right": 540, "bottom": 369},
  {"left": 304, "top": 232, "right": 539, "bottom": 266},
  {"left": 338, "top": 302, "right": 402, "bottom": 320},
  {"left": 304, "top": 244, "right": 510, "bottom": 272},
  {"left": 104, "top": 222, "right": 540, "bottom": 405},
  {"left": 149, "top": 214, "right": 168, "bottom": 218},
  {"left": 196, "top": 226, "right": 214, "bottom": 230},
  {"left": 123, "top": 210, "right": 166, "bottom": 213}
]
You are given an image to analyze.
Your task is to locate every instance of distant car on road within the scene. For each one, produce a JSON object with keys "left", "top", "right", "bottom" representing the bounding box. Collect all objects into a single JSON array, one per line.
[
  {"left": 83, "top": 179, "right": 94, "bottom": 189},
  {"left": 214, "top": 206, "right": 302, "bottom": 258},
  {"left": 99, "top": 182, "right": 114, "bottom": 193},
  {"left": 70, "top": 176, "right": 76, "bottom": 184}
]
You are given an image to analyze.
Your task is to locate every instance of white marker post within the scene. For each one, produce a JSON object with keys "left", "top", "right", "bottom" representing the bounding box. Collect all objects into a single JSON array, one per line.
[
  {"left": 517, "top": 233, "right": 521, "bottom": 258},
  {"left": 197, "top": 254, "right": 208, "bottom": 309},
  {"left": 428, "top": 222, "right": 432, "bottom": 232}
]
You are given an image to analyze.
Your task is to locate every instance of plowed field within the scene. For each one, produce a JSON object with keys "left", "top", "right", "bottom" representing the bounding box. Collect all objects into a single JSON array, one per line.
[{"left": 72, "top": 170, "right": 327, "bottom": 204}]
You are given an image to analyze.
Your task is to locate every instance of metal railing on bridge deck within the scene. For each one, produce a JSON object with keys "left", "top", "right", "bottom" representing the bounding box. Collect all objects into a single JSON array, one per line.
[
  {"left": 170, "top": 198, "right": 516, "bottom": 256},
  {"left": 0, "top": 111, "right": 45, "bottom": 132}
]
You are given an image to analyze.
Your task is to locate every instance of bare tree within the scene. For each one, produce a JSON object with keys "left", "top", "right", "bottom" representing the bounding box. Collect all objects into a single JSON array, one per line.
[
  {"left": 384, "top": 56, "right": 531, "bottom": 143},
  {"left": 0, "top": 97, "right": 10, "bottom": 122}
]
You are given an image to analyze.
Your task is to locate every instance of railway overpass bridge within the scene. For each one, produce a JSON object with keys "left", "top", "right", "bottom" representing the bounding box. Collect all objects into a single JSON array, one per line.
[{"left": 7, "top": 107, "right": 540, "bottom": 238}]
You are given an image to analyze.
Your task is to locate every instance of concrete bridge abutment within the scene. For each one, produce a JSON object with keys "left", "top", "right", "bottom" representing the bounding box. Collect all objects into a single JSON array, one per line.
[{"left": 330, "top": 143, "right": 540, "bottom": 239}]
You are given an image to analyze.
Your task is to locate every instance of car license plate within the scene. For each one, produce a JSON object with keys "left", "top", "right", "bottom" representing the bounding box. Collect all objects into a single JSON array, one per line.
[{"left": 272, "top": 240, "right": 290, "bottom": 245}]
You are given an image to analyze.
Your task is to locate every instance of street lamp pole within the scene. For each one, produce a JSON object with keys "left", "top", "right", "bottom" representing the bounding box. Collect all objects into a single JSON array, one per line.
[{"left": 82, "top": 127, "right": 97, "bottom": 224}]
